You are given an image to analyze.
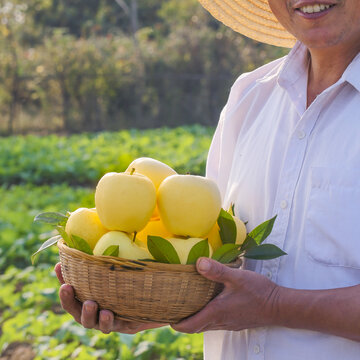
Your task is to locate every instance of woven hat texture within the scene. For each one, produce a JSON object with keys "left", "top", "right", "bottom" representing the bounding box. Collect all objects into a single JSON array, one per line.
[{"left": 198, "top": 0, "right": 296, "bottom": 48}]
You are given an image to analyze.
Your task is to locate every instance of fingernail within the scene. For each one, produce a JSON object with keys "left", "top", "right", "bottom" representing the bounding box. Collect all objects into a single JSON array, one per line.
[
  {"left": 61, "top": 286, "right": 71, "bottom": 297},
  {"left": 198, "top": 258, "right": 210, "bottom": 272},
  {"left": 85, "top": 303, "right": 95, "bottom": 312}
]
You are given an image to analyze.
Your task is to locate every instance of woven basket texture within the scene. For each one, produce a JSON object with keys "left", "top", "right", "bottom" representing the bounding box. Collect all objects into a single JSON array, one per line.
[{"left": 58, "top": 239, "right": 239, "bottom": 323}]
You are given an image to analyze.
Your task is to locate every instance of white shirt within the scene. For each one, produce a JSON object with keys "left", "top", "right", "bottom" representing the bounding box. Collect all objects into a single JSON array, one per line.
[{"left": 204, "top": 41, "right": 360, "bottom": 360}]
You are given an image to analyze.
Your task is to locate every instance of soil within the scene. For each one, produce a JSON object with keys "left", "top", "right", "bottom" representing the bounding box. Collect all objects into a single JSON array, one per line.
[{"left": 0, "top": 342, "right": 35, "bottom": 360}]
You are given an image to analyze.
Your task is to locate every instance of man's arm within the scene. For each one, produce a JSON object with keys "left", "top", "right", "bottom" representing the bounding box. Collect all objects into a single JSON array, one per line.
[
  {"left": 171, "top": 258, "right": 360, "bottom": 342},
  {"left": 273, "top": 283, "right": 360, "bottom": 342}
]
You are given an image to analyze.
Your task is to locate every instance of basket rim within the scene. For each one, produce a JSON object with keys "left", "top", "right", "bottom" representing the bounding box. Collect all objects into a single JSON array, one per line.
[{"left": 58, "top": 238, "right": 241, "bottom": 272}]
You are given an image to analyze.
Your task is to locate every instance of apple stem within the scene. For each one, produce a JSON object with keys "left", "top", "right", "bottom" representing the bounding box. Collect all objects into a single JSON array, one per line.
[
  {"left": 130, "top": 168, "right": 136, "bottom": 175},
  {"left": 132, "top": 231, "right": 137, "bottom": 242}
]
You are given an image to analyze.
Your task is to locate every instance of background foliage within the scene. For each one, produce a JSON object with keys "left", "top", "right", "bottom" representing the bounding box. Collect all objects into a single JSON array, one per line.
[
  {"left": 0, "top": 1, "right": 287, "bottom": 358},
  {"left": 0, "top": 0, "right": 288, "bottom": 135},
  {"left": 0, "top": 125, "right": 212, "bottom": 186},
  {"left": 0, "top": 127, "right": 212, "bottom": 359}
]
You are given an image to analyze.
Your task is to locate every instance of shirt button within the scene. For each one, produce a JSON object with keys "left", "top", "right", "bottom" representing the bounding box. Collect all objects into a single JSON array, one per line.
[
  {"left": 254, "top": 345, "right": 261, "bottom": 354},
  {"left": 266, "top": 271, "right": 272, "bottom": 279},
  {"left": 297, "top": 130, "right": 306, "bottom": 139},
  {"left": 280, "top": 200, "right": 288, "bottom": 209}
]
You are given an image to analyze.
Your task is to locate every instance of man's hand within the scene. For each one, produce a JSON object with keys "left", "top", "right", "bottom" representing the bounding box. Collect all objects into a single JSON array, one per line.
[
  {"left": 54, "top": 262, "right": 166, "bottom": 334},
  {"left": 171, "top": 258, "right": 360, "bottom": 342},
  {"left": 171, "top": 257, "right": 279, "bottom": 333}
]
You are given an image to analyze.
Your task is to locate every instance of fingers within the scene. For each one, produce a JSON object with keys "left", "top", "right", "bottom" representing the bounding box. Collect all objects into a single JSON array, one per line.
[
  {"left": 98, "top": 310, "right": 114, "bottom": 334},
  {"left": 57, "top": 270, "right": 166, "bottom": 334},
  {"left": 59, "top": 284, "right": 82, "bottom": 323},
  {"left": 196, "top": 257, "right": 238, "bottom": 285},
  {"left": 171, "top": 301, "right": 218, "bottom": 333},
  {"left": 96, "top": 312, "right": 165, "bottom": 334},
  {"left": 172, "top": 258, "right": 233, "bottom": 333},
  {"left": 81, "top": 301, "right": 99, "bottom": 329},
  {"left": 113, "top": 319, "right": 166, "bottom": 334},
  {"left": 54, "top": 262, "right": 64, "bottom": 284}
]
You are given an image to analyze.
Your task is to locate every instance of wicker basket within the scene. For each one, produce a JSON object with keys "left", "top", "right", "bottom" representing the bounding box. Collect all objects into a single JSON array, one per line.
[{"left": 58, "top": 238, "right": 240, "bottom": 324}]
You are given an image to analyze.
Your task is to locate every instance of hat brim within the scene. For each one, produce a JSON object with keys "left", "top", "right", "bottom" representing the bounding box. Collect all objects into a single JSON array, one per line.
[{"left": 198, "top": 0, "right": 296, "bottom": 48}]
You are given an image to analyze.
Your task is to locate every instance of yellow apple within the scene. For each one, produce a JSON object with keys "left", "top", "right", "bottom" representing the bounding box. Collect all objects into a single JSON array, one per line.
[
  {"left": 167, "top": 237, "right": 213, "bottom": 265},
  {"left": 136, "top": 217, "right": 173, "bottom": 245},
  {"left": 65, "top": 207, "right": 108, "bottom": 250},
  {"left": 126, "top": 157, "right": 177, "bottom": 189},
  {"left": 93, "top": 231, "right": 152, "bottom": 260},
  {"left": 95, "top": 172, "right": 156, "bottom": 233},
  {"left": 157, "top": 174, "right": 222, "bottom": 237},
  {"left": 233, "top": 216, "right": 247, "bottom": 244},
  {"left": 207, "top": 215, "right": 247, "bottom": 251},
  {"left": 126, "top": 157, "right": 177, "bottom": 218},
  {"left": 206, "top": 223, "right": 223, "bottom": 252}
]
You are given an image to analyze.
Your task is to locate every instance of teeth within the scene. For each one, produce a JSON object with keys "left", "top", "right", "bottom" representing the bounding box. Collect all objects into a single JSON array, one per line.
[{"left": 299, "top": 4, "right": 331, "bottom": 13}]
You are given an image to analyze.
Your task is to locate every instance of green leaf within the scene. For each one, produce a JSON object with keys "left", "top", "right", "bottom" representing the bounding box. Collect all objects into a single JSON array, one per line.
[
  {"left": 240, "top": 235, "right": 257, "bottom": 252},
  {"left": 247, "top": 215, "right": 277, "bottom": 245},
  {"left": 218, "top": 208, "right": 237, "bottom": 244},
  {"left": 31, "top": 235, "right": 61, "bottom": 265},
  {"left": 211, "top": 243, "right": 242, "bottom": 264},
  {"left": 34, "top": 212, "right": 68, "bottom": 226},
  {"left": 186, "top": 239, "right": 210, "bottom": 265},
  {"left": 71, "top": 235, "right": 93, "bottom": 255},
  {"left": 244, "top": 244, "right": 287, "bottom": 260},
  {"left": 56, "top": 226, "right": 74, "bottom": 248},
  {"left": 147, "top": 236, "right": 181, "bottom": 264},
  {"left": 102, "top": 245, "right": 119, "bottom": 257}
]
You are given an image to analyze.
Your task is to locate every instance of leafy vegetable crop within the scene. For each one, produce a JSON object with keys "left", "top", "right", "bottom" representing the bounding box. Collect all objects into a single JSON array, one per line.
[
  {"left": 0, "top": 265, "right": 203, "bottom": 359},
  {"left": 0, "top": 184, "right": 93, "bottom": 271},
  {"left": 0, "top": 125, "right": 213, "bottom": 186},
  {"left": 0, "top": 126, "right": 214, "bottom": 359}
]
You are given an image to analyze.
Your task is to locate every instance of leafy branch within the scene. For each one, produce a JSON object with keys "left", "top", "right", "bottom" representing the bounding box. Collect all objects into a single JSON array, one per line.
[
  {"left": 32, "top": 211, "right": 93, "bottom": 264},
  {"left": 32, "top": 209, "right": 286, "bottom": 266},
  {"left": 212, "top": 213, "right": 286, "bottom": 264}
]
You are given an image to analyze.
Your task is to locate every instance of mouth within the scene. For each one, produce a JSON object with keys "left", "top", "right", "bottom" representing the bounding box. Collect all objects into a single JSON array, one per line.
[{"left": 295, "top": 3, "right": 335, "bottom": 15}]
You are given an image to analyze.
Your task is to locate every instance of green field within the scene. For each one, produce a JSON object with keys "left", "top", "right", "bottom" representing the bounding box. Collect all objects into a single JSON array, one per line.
[{"left": 0, "top": 126, "right": 214, "bottom": 359}]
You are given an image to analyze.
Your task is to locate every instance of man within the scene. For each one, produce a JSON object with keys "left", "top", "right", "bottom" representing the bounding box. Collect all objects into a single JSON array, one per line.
[{"left": 55, "top": 0, "right": 360, "bottom": 358}]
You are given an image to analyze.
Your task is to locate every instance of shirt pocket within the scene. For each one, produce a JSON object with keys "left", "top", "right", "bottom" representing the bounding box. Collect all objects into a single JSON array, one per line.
[{"left": 304, "top": 167, "right": 360, "bottom": 269}]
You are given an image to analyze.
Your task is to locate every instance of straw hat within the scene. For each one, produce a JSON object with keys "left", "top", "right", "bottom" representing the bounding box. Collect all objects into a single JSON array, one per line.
[{"left": 198, "top": 0, "right": 296, "bottom": 48}]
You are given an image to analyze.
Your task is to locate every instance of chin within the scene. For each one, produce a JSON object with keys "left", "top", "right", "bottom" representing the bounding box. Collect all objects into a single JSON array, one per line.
[{"left": 296, "top": 30, "right": 345, "bottom": 49}]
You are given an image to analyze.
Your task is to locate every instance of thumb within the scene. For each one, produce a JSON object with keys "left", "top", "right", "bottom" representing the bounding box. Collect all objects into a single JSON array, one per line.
[{"left": 196, "top": 257, "right": 237, "bottom": 285}]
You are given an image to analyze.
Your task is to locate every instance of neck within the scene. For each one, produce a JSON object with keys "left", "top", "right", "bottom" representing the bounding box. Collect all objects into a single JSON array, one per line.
[{"left": 307, "top": 42, "right": 360, "bottom": 107}]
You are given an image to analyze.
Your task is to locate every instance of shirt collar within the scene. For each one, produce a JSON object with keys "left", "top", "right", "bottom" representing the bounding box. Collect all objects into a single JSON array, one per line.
[
  {"left": 342, "top": 52, "right": 360, "bottom": 93},
  {"left": 277, "top": 41, "right": 360, "bottom": 94},
  {"left": 277, "top": 41, "right": 309, "bottom": 91},
  {"left": 276, "top": 42, "right": 309, "bottom": 115}
]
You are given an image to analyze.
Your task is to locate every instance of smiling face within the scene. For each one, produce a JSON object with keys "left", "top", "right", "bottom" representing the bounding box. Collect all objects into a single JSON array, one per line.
[{"left": 268, "top": 0, "right": 360, "bottom": 49}]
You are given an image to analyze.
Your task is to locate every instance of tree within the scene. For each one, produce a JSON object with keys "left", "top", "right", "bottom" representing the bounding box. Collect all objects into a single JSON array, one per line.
[
  {"left": 114, "top": 0, "right": 145, "bottom": 124},
  {"left": 0, "top": 2, "right": 29, "bottom": 134}
]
